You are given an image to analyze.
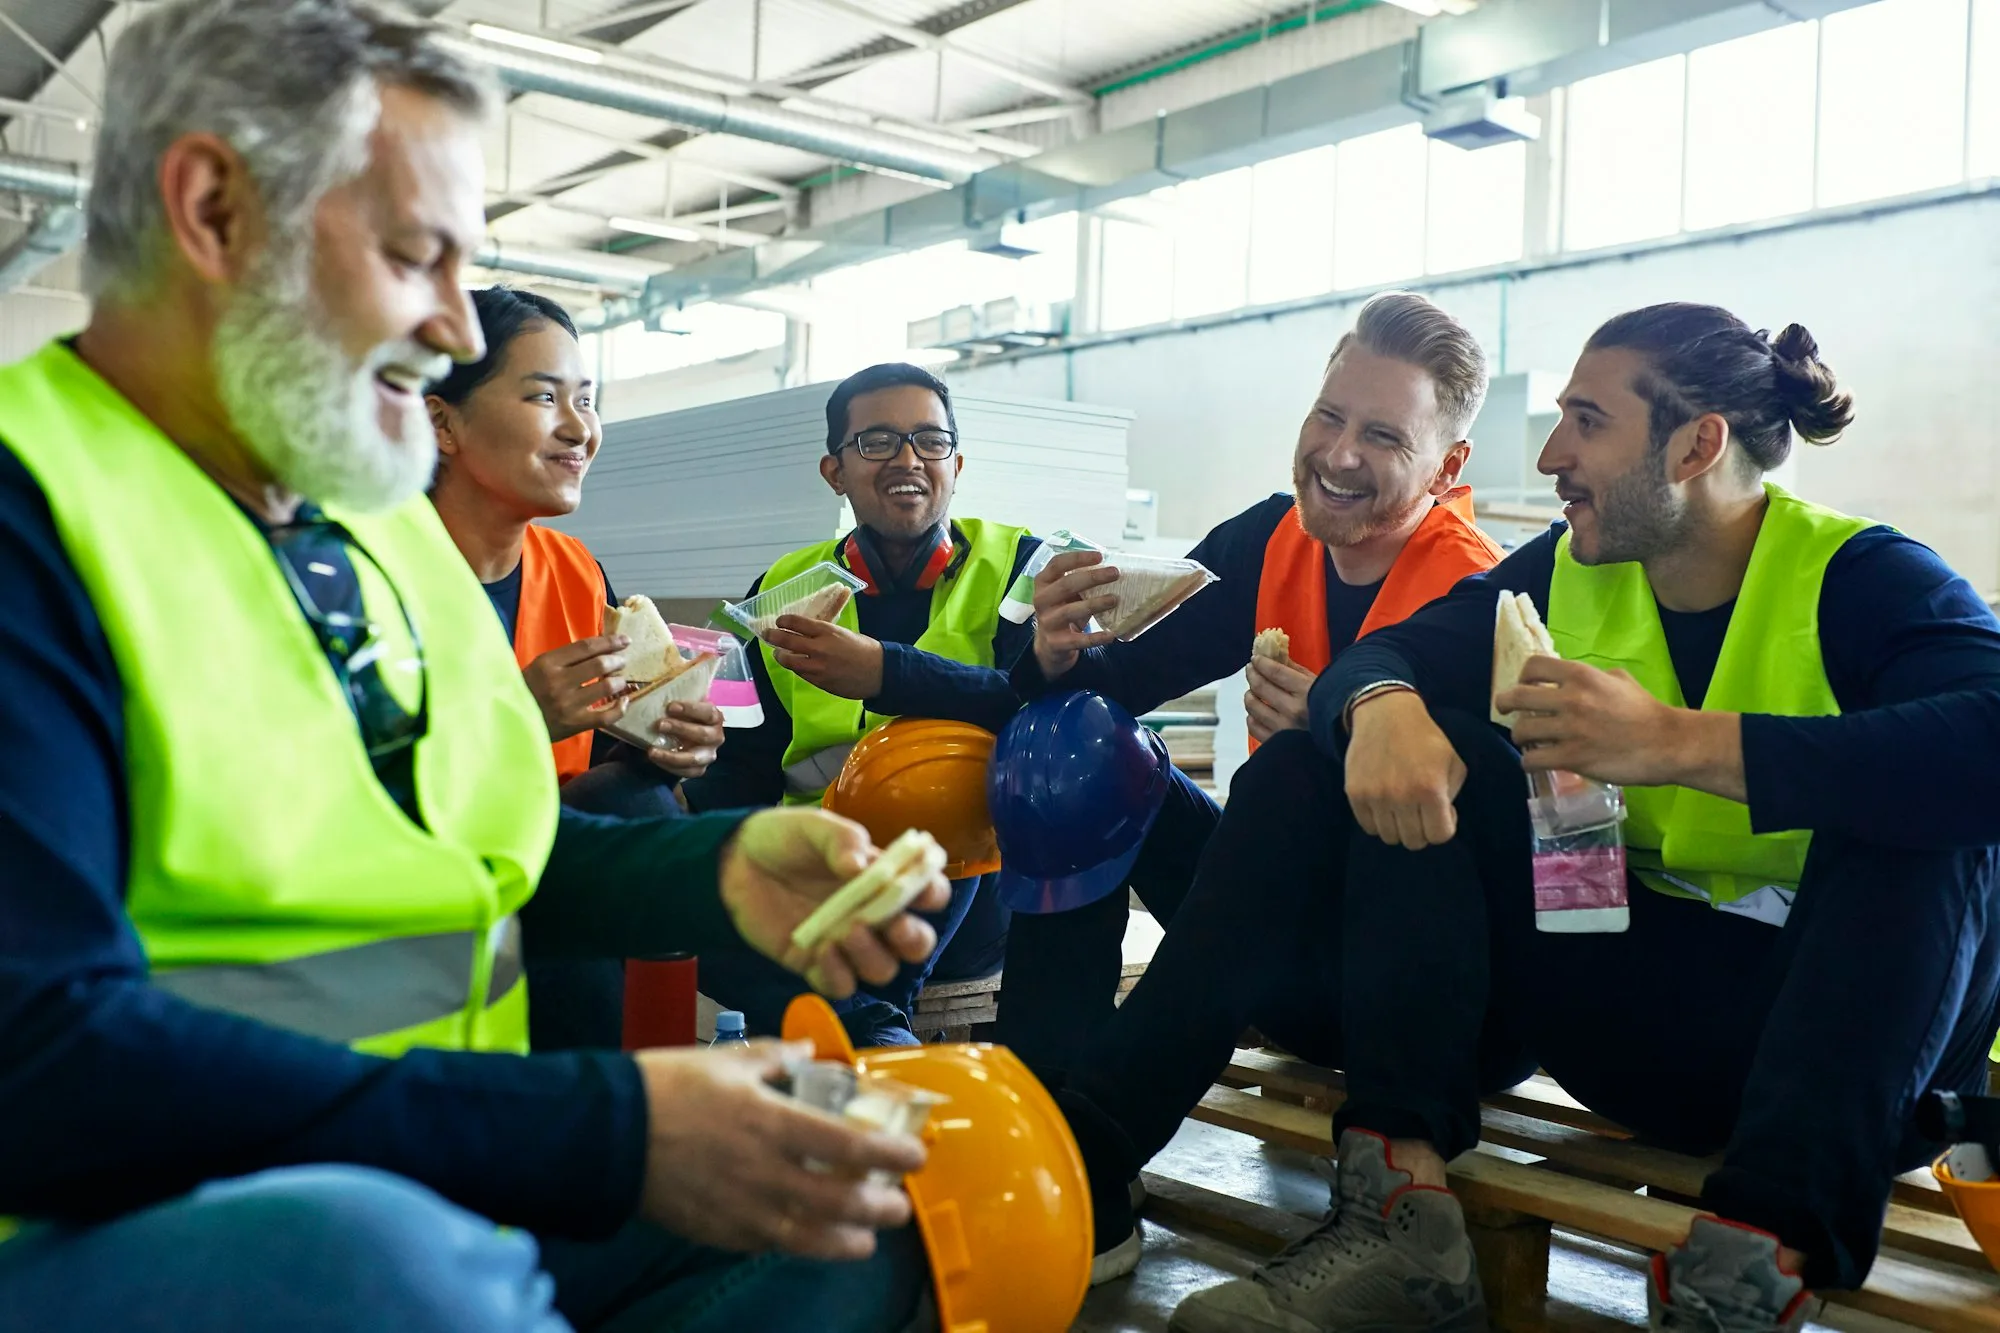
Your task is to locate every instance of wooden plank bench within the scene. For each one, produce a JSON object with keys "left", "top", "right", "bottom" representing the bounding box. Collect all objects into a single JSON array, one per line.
[{"left": 1152, "top": 1048, "right": 2000, "bottom": 1332}]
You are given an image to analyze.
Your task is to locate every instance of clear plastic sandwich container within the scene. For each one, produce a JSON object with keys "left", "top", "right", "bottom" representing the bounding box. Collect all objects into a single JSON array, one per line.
[
  {"left": 1000, "top": 531, "right": 1216, "bottom": 641},
  {"left": 1095, "top": 551, "right": 1217, "bottom": 640},
  {"left": 720, "top": 561, "right": 865, "bottom": 642},
  {"left": 1000, "top": 530, "right": 1104, "bottom": 624},
  {"left": 603, "top": 643, "right": 724, "bottom": 751},
  {"left": 668, "top": 624, "right": 762, "bottom": 729}
]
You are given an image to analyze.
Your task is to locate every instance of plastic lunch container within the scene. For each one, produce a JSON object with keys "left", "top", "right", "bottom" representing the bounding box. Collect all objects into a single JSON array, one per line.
[
  {"left": 602, "top": 645, "right": 723, "bottom": 750},
  {"left": 720, "top": 561, "right": 866, "bottom": 642},
  {"left": 667, "top": 624, "right": 762, "bottom": 729}
]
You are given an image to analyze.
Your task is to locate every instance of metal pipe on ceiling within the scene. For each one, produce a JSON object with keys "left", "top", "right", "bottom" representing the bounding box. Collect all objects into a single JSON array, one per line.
[
  {"left": 0, "top": 152, "right": 86, "bottom": 206},
  {"left": 436, "top": 28, "right": 1000, "bottom": 185},
  {"left": 0, "top": 151, "right": 668, "bottom": 298},
  {"left": 471, "top": 240, "right": 659, "bottom": 296},
  {"left": 0, "top": 203, "right": 85, "bottom": 295}
]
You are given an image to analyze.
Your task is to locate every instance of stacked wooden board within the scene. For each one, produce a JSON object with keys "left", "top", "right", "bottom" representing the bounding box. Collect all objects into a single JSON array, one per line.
[{"left": 548, "top": 382, "right": 1133, "bottom": 602}]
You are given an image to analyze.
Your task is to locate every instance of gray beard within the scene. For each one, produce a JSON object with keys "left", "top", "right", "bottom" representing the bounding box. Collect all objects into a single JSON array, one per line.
[{"left": 211, "top": 252, "right": 441, "bottom": 514}]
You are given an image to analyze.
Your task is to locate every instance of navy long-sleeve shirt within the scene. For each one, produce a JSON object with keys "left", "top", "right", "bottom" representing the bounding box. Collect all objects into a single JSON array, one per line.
[
  {"left": 1314, "top": 521, "right": 2000, "bottom": 851},
  {"left": 0, "top": 443, "right": 757, "bottom": 1236},
  {"left": 682, "top": 526, "right": 1039, "bottom": 812},
  {"left": 1011, "top": 493, "right": 1387, "bottom": 716}
]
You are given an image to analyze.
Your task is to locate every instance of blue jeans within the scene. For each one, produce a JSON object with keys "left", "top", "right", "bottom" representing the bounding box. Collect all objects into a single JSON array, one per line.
[{"left": 0, "top": 1166, "right": 932, "bottom": 1333}]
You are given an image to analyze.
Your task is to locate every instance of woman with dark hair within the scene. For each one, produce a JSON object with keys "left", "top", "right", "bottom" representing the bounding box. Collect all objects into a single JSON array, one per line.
[{"left": 427, "top": 287, "right": 727, "bottom": 1049}]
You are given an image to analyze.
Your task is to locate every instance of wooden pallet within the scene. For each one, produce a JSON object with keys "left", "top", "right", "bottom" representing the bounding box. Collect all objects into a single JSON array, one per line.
[
  {"left": 1156, "top": 1049, "right": 2000, "bottom": 1332},
  {"left": 908, "top": 961, "right": 1149, "bottom": 1041}
]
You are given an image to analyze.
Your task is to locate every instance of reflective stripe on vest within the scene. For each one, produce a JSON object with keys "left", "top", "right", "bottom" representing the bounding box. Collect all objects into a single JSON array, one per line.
[
  {"left": 1546, "top": 484, "right": 1872, "bottom": 909},
  {"left": 514, "top": 524, "right": 609, "bottom": 784},
  {"left": 1251, "top": 487, "right": 1501, "bottom": 747},
  {"left": 0, "top": 342, "right": 556, "bottom": 1061},
  {"left": 153, "top": 917, "right": 524, "bottom": 1045},
  {"left": 763, "top": 517, "right": 1030, "bottom": 805}
]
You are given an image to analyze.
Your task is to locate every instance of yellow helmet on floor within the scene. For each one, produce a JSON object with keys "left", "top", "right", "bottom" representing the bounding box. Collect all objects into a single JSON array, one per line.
[
  {"left": 1936, "top": 1145, "right": 2000, "bottom": 1273},
  {"left": 823, "top": 719, "right": 1001, "bottom": 879},
  {"left": 783, "top": 995, "right": 1092, "bottom": 1333}
]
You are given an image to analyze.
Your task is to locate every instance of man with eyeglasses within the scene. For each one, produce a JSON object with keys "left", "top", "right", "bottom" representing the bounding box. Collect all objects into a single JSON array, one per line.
[
  {"left": 684, "top": 362, "right": 1040, "bottom": 1047},
  {"left": 0, "top": 3, "right": 948, "bottom": 1331}
]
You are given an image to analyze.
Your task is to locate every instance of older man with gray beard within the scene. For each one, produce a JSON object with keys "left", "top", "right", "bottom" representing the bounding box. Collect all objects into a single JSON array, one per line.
[{"left": 0, "top": 2, "right": 948, "bottom": 1331}]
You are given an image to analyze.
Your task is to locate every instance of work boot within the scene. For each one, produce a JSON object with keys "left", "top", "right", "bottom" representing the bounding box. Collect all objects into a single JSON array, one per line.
[
  {"left": 1648, "top": 1216, "right": 1814, "bottom": 1333},
  {"left": 1170, "top": 1129, "right": 1488, "bottom": 1333}
]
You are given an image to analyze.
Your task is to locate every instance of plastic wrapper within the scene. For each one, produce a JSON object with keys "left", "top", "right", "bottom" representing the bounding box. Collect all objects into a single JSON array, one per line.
[
  {"left": 1528, "top": 768, "right": 1630, "bottom": 934},
  {"left": 602, "top": 647, "right": 723, "bottom": 751},
  {"left": 1000, "top": 530, "right": 1104, "bottom": 624},
  {"left": 721, "top": 561, "right": 864, "bottom": 642},
  {"left": 666, "top": 624, "right": 762, "bottom": 729},
  {"left": 786, "top": 1060, "right": 945, "bottom": 1182}
]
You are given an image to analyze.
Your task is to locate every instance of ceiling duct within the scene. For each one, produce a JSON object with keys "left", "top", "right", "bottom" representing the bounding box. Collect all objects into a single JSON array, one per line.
[
  {"left": 472, "top": 240, "right": 659, "bottom": 296},
  {"left": 437, "top": 28, "right": 1000, "bottom": 185},
  {"left": 619, "top": 0, "right": 1878, "bottom": 321},
  {"left": 0, "top": 152, "right": 87, "bottom": 205},
  {"left": 0, "top": 203, "right": 85, "bottom": 294}
]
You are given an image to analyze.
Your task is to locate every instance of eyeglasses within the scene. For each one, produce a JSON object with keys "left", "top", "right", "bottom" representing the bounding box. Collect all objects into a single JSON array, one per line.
[
  {"left": 838, "top": 428, "right": 959, "bottom": 462},
  {"left": 266, "top": 515, "right": 430, "bottom": 762}
]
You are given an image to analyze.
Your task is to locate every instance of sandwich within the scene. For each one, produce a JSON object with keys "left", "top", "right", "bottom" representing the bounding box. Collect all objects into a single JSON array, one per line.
[
  {"left": 600, "top": 595, "right": 721, "bottom": 749},
  {"left": 735, "top": 584, "right": 854, "bottom": 641},
  {"left": 1252, "top": 627, "right": 1292, "bottom": 663},
  {"left": 1491, "top": 590, "right": 1557, "bottom": 728},
  {"left": 1099, "top": 562, "right": 1213, "bottom": 640},
  {"left": 790, "top": 829, "right": 948, "bottom": 954},
  {"left": 604, "top": 595, "right": 679, "bottom": 682}
]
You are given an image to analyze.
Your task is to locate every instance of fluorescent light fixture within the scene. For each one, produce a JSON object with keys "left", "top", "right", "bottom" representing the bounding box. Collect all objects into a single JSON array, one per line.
[
  {"left": 608, "top": 216, "right": 707, "bottom": 244},
  {"left": 1379, "top": 0, "right": 1443, "bottom": 14},
  {"left": 467, "top": 24, "right": 604, "bottom": 65}
]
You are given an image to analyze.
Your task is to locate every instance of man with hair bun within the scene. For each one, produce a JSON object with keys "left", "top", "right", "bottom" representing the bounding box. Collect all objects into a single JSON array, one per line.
[{"left": 1136, "top": 302, "right": 2000, "bottom": 1333}]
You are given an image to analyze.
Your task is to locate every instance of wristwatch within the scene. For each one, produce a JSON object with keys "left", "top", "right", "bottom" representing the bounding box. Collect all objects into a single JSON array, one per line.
[{"left": 1342, "top": 679, "right": 1417, "bottom": 732}]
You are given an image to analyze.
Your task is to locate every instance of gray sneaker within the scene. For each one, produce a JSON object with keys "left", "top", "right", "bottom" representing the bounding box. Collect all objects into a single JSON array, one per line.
[
  {"left": 1169, "top": 1129, "right": 1489, "bottom": 1333},
  {"left": 1648, "top": 1216, "right": 1814, "bottom": 1333}
]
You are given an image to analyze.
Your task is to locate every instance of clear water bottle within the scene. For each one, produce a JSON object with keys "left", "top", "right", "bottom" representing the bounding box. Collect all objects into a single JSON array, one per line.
[{"left": 709, "top": 1010, "right": 749, "bottom": 1049}]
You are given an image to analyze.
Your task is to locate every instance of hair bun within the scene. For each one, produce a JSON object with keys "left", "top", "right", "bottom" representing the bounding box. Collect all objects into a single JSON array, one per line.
[{"left": 1766, "top": 323, "right": 1854, "bottom": 445}]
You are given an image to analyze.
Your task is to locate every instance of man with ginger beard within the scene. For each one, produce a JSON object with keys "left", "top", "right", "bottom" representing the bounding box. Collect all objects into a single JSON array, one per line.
[
  {"left": 995, "top": 295, "right": 1506, "bottom": 1208},
  {"left": 0, "top": 2, "right": 948, "bottom": 1330}
]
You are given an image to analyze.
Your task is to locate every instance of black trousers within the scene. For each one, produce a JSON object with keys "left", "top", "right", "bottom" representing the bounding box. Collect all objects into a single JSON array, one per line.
[
  {"left": 993, "top": 764, "right": 1223, "bottom": 1083},
  {"left": 1064, "top": 718, "right": 2000, "bottom": 1290}
]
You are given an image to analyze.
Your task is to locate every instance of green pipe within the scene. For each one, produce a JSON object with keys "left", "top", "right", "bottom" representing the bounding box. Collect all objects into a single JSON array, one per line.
[{"left": 1090, "top": 0, "right": 1379, "bottom": 97}]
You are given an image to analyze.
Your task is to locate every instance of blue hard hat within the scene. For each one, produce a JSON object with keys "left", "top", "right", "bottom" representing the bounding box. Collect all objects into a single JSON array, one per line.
[{"left": 988, "top": 691, "right": 1172, "bottom": 914}]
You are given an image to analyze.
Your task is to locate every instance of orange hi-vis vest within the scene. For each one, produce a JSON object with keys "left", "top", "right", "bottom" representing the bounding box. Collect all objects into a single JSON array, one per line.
[
  {"left": 1251, "top": 487, "right": 1501, "bottom": 743},
  {"left": 513, "top": 523, "right": 609, "bottom": 784}
]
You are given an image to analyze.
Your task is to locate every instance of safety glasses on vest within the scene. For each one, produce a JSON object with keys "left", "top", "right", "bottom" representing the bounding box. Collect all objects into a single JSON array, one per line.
[{"left": 266, "top": 514, "right": 429, "bottom": 761}]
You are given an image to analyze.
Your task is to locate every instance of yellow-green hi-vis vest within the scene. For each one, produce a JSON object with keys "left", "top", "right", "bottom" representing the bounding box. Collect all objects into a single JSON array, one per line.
[
  {"left": 1546, "top": 484, "right": 1873, "bottom": 917},
  {"left": 763, "top": 517, "right": 1029, "bottom": 805},
  {"left": 0, "top": 342, "right": 558, "bottom": 1059}
]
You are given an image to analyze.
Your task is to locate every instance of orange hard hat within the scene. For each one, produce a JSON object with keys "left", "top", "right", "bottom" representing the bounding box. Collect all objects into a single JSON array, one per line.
[
  {"left": 784, "top": 994, "right": 1092, "bottom": 1333},
  {"left": 823, "top": 719, "right": 1000, "bottom": 878},
  {"left": 1936, "top": 1145, "right": 2000, "bottom": 1273}
]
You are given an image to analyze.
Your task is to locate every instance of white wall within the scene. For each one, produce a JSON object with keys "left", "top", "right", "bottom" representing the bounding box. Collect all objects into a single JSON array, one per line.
[
  {"left": 947, "top": 192, "right": 2000, "bottom": 594},
  {"left": 0, "top": 290, "right": 86, "bottom": 364}
]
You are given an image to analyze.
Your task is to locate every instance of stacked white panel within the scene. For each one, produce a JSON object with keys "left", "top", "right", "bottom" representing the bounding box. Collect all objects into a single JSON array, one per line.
[{"left": 549, "top": 382, "right": 1133, "bottom": 602}]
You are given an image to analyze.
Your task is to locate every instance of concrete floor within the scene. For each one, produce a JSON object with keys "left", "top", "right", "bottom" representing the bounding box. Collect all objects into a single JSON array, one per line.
[{"left": 1072, "top": 1119, "right": 1921, "bottom": 1333}]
